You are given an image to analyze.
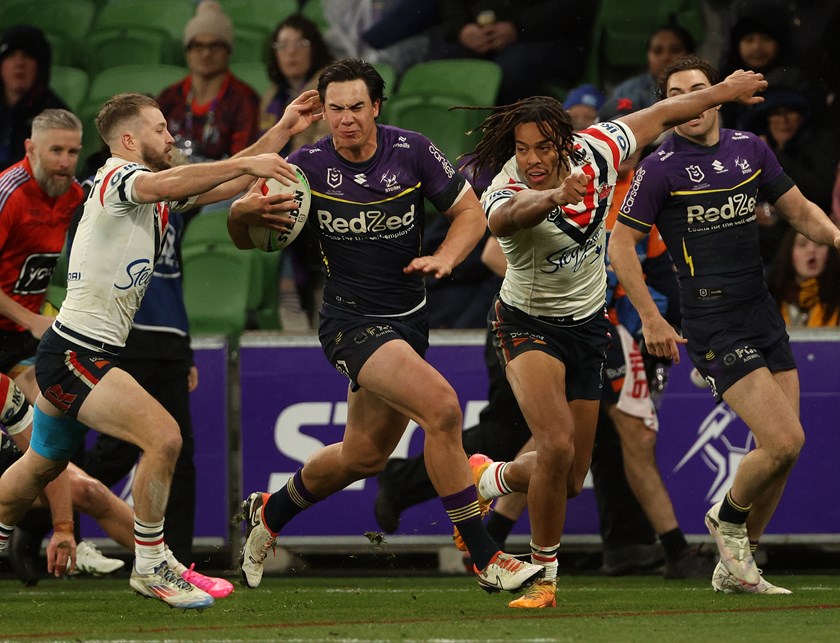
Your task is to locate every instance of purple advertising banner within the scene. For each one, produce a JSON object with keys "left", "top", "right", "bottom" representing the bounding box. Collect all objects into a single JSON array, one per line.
[
  {"left": 240, "top": 331, "right": 840, "bottom": 542},
  {"left": 81, "top": 337, "right": 229, "bottom": 544}
]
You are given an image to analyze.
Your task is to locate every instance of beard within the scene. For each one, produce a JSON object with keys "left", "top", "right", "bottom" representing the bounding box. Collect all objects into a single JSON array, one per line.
[
  {"left": 140, "top": 141, "right": 172, "bottom": 172},
  {"left": 32, "top": 159, "right": 73, "bottom": 198}
]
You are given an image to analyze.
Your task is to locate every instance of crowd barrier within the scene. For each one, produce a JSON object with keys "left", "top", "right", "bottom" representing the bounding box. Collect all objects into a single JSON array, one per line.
[{"left": 81, "top": 329, "right": 840, "bottom": 549}]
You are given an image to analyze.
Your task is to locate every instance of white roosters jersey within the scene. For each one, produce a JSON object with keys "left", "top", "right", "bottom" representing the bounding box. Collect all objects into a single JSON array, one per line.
[
  {"left": 482, "top": 121, "right": 636, "bottom": 320},
  {"left": 56, "top": 157, "right": 195, "bottom": 349}
]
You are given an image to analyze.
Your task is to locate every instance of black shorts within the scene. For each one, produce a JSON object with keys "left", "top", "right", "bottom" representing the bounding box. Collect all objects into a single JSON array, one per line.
[
  {"left": 682, "top": 294, "right": 796, "bottom": 401},
  {"left": 318, "top": 303, "right": 429, "bottom": 391},
  {"left": 488, "top": 295, "right": 611, "bottom": 401},
  {"left": 0, "top": 330, "right": 39, "bottom": 374},
  {"left": 35, "top": 326, "right": 120, "bottom": 418},
  {"left": 0, "top": 433, "right": 22, "bottom": 474}
]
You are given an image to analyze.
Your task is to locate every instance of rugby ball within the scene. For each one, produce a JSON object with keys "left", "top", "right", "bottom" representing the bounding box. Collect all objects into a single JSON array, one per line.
[{"left": 248, "top": 163, "right": 311, "bottom": 252}]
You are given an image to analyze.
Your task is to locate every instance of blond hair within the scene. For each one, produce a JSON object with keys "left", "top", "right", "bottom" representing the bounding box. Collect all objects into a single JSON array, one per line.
[
  {"left": 95, "top": 93, "right": 160, "bottom": 144},
  {"left": 31, "top": 109, "right": 82, "bottom": 135}
]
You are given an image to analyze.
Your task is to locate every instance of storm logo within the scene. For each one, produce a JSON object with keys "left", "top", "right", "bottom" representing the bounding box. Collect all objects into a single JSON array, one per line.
[{"left": 673, "top": 403, "right": 753, "bottom": 502}]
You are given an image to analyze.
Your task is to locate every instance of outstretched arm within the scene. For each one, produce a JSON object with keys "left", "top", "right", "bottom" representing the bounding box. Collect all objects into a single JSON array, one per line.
[
  {"left": 488, "top": 168, "right": 590, "bottom": 237},
  {"left": 619, "top": 69, "right": 767, "bottom": 150},
  {"left": 404, "top": 186, "right": 486, "bottom": 279},
  {"left": 194, "top": 90, "right": 325, "bottom": 206},
  {"left": 773, "top": 185, "right": 840, "bottom": 249},
  {"left": 608, "top": 222, "right": 687, "bottom": 362}
]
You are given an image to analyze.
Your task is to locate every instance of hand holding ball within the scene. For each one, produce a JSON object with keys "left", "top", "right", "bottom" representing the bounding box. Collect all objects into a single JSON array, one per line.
[{"left": 248, "top": 163, "right": 311, "bottom": 252}]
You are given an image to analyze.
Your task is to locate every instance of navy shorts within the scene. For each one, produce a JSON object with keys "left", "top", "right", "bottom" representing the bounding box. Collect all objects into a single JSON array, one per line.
[
  {"left": 35, "top": 326, "right": 120, "bottom": 418},
  {"left": 318, "top": 303, "right": 429, "bottom": 391},
  {"left": 0, "top": 330, "right": 39, "bottom": 374},
  {"left": 488, "top": 295, "right": 611, "bottom": 401},
  {"left": 682, "top": 294, "right": 796, "bottom": 401}
]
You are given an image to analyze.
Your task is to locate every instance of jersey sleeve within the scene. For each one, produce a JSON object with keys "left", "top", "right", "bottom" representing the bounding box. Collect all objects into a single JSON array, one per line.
[
  {"left": 616, "top": 160, "right": 669, "bottom": 234},
  {"left": 579, "top": 120, "right": 638, "bottom": 167},
  {"left": 481, "top": 175, "right": 528, "bottom": 223},
  {"left": 415, "top": 134, "right": 468, "bottom": 213},
  {"left": 753, "top": 135, "right": 796, "bottom": 204},
  {"left": 96, "top": 162, "right": 197, "bottom": 214}
]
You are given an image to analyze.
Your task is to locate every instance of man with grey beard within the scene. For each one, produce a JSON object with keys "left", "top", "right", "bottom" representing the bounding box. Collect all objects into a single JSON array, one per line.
[{"left": 0, "top": 109, "right": 82, "bottom": 397}]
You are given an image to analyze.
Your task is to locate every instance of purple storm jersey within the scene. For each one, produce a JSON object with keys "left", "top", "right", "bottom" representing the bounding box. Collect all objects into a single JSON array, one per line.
[
  {"left": 617, "top": 129, "right": 794, "bottom": 316},
  {"left": 288, "top": 125, "right": 468, "bottom": 316}
]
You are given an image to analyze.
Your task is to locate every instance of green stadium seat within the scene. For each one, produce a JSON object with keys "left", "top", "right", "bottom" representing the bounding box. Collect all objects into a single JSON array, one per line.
[
  {"left": 182, "top": 209, "right": 281, "bottom": 330},
  {"left": 301, "top": 0, "right": 327, "bottom": 32},
  {"left": 182, "top": 244, "right": 252, "bottom": 340},
  {"left": 385, "top": 60, "right": 502, "bottom": 158},
  {"left": 220, "top": 0, "right": 297, "bottom": 38},
  {"left": 588, "top": 0, "right": 705, "bottom": 88},
  {"left": 50, "top": 66, "right": 90, "bottom": 113},
  {"left": 0, "top": 0, "right": 96, "bottom": 66},
  {"left": 372, "top": 61, "right": 397, "bottom": 122},
  {"left": 93, "top": 0, "right": 195, "bottom": 63},
  {"left": 386, "top": 94, "right": 479, "bottom": 163},
  {"left": 396, "top": 59, "right": 502, "bottom": 106},
  {"left": 85, "top": 28, "right": 171, "bottom": 77},
  {"left": 230, "top": 61, "right": 271, "bottom": 96},
  {"left": 182, "top": 209, "right": 235, "bottom": 249},
  {"left": 231, "top": 26, "right": 268, "bottom": 64},
  {"left": 86, "top": 64, "right": 187, "bottom": 107}
]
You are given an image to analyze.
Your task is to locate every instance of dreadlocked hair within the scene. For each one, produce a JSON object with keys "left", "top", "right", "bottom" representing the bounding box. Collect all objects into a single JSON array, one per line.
[{"left": 458, "top": 96, "right": 586, "bottom": 179}]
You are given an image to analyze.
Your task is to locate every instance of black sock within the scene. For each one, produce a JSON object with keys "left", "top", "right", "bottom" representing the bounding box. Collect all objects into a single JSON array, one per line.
[
  {"left": 659, "top": 527, "right": 689, "bottom": 562},
  {"left": 719, "top": 491, "right": 751, "bottom": 524},
  {"left": 486, "top": 512, "right": 517, "bottom": 550}
]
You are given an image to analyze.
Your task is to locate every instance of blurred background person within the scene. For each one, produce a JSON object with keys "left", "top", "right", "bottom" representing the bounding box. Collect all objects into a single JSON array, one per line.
[
  {"left": 743, "top": 81, "right": 838, "bottom": 265},
  {"left": 324, "top": 0, "right": 435, "bottom": 75},
  {"left": 563, "top": 83, "right": 605, "bottom": 132},
  {"left": 431, "top": 1, "right": 598, "bottom": 104},
  {"left": 767, "top": 228, "right": 840, "bottom": 328},
  {"left": 260, "top": 14, "right": 332, "bottom": 152},
  {"left": 157, "top": 0, "right": 260, "bottom": 165},
  {"left": 610, "top": 21, "right": 696, "bottom": 110},
  {"left": 259, "top": 14, "right": 332, "bottom": 331},
  {"left": 0, "top": 25, "right": 68, "bottom": 172}
]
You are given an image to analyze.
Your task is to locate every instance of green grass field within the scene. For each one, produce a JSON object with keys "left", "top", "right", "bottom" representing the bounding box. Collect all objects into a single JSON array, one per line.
[{"left": 2, "top": 573, "right": 840, "bottom": 641}]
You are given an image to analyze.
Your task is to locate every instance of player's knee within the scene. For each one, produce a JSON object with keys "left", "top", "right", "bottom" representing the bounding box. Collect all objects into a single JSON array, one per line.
[
  {"left": 770, "top": 427, "right": 804, "bottom": 469},
  {"left": 72, "top": 477, "right": 109, "bottom": 514},
  {"left": 149, "top": 422, "right": 182, "bottom": 463},
  {"left": 539, "top": 434, "right": 575, "bottom": 471},
  {"left": 423, "top": 391, "right": 462, "bottom": 438}
]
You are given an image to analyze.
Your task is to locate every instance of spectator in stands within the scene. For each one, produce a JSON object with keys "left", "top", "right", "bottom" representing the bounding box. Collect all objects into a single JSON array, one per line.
[
  {"left": 563, "top": 83, "right": 605, "bottom": 132},
  {"left": 767, "top": 228, "right": 840, "bottom": 328},
  {"left": 728, "top": 0, "right": 840, "bottom": 123},
  {"left": 610, "top": 22, "right": 696, "bottom": 111},
  {"left": 324, "top": 0, "right": 434, "bottom": 75},
  {"left": 157, "top": 0, "right": 260, "bottom": 163},
  {"left": 744, "top": 81, "right": 838, "bottom": 265},
  {"left": 432, "top": 1, "right": 598, "bottom": 104},
  {"left": 719, "top": 6, "right": 801, "bottom": 130},
  {"left": 260, "top": 14, "right": 332, "bottom": 152},
  {"left": 260, "top": 14, "right": 332, "bottom": 330},
  {"left": 0, "top": 25, "right": 68, "bottom": 171}
]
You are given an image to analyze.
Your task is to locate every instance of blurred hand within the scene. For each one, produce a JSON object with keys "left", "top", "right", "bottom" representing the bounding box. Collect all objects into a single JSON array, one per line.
[
  {"left": 487, "top": 22, "right": 517, "bottom": 50},
  {"left": 552, "top": 166, "right": 590, "bottom": 206},
  {"left": 459, "top": 23, "right": 494, "bottom": 54},
  {"left": 724, "top": 69, "right": 768, "bottom": 105},
  {"left": 46, "top": 529, "right": 76, "bottom": 578},
  {"left": 277, "top": 89, "right": 324, "bottom": 137},
  {"left": 404, "top": 255, "right": 453, "bottom": 280},
  {"left": 230, "top": 179, "right": 299, "bottom": 231},
  {"left": 188, "top": 365, "right": 198, "bottom": 392},
  {"left": 28, "top": 314, "right": 54, "bottom": 340},
  {"left": 243, "top": 153, "right": 299, "bottom": 185}
]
